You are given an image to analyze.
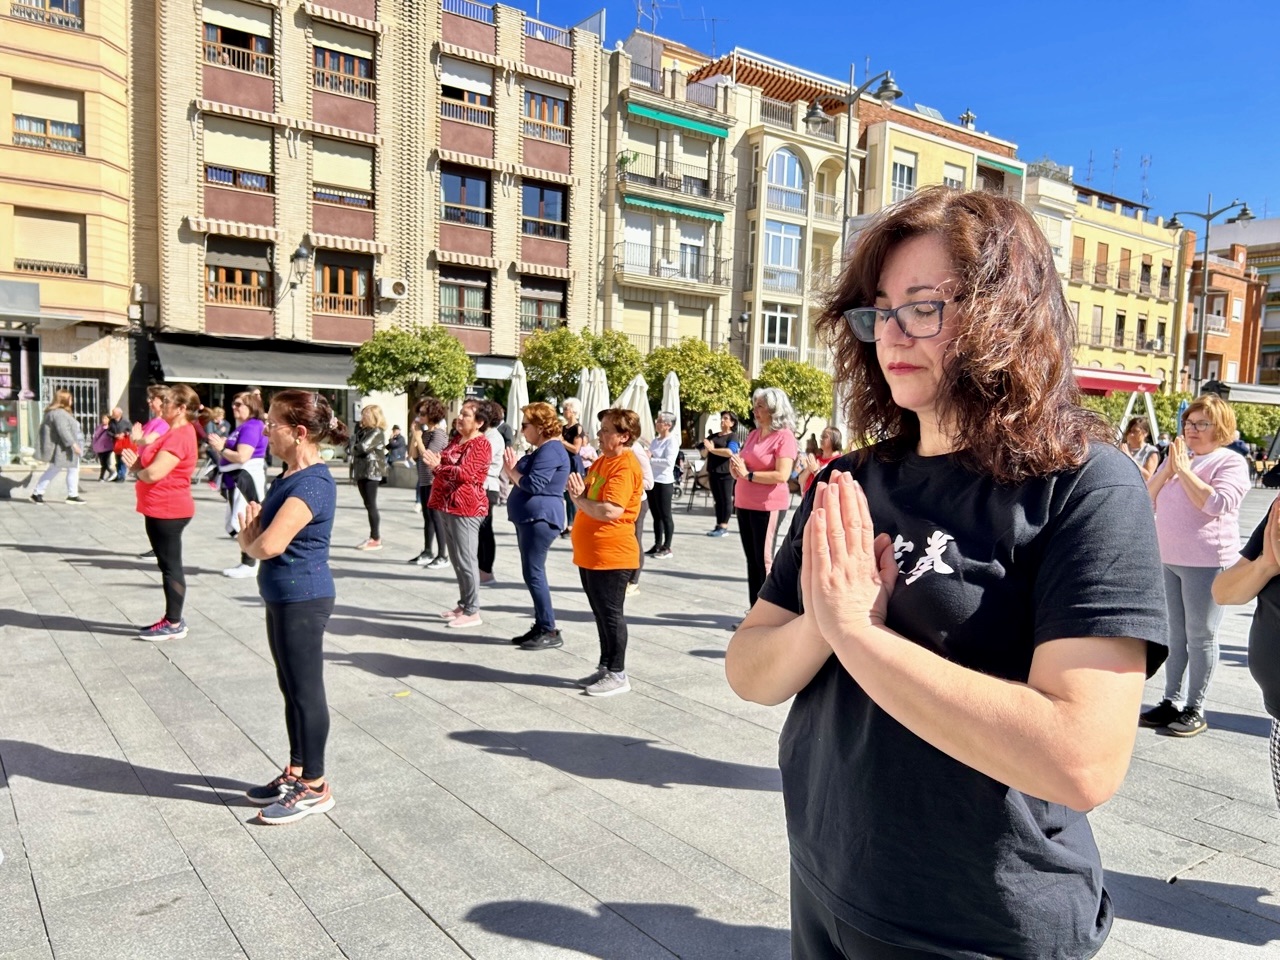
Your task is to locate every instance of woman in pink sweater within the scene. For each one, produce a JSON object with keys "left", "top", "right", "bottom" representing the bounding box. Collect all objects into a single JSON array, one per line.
[{"left": 1142, "top": 394, "right": 1250, "bottom": 736}]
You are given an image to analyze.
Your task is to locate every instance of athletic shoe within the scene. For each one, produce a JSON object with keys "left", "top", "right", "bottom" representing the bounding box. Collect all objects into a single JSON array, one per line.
[
  {"left": 559, "top": 528, "right": 572, "bottom": 540},
  {"left": 706, "top": 528, "right": 727, "bottom": 537},
  {"left": 625, "top": 583, "right": 640, "bottom": 598},
  {"left": 138, "top": 618, "right": 188, "bottom": 641},
  {"left": 222, "top": 563, "right": 258, "bottom": 579},
  {"left": 138, "top": 548, "right": 155, "bottom": 558},
  {"left": 448, "top": 612, "right": 483, "bottom": 630},
  {"left": 245, "top": 767, "right": 298, "bottom": 806},
  {"left": 654, "top": 548, "right": 673, "bottom": 559},
  {"left": 65, "top": 496, "right": 86, "bottom": 505},
  {"left": 585, "top": 672, "right": 631, "bottom": 697},
  {"left": 511, "top": 625, "right": 540, "bottom": 645},
  {"left": 577, "top": 664, "right": 608, "bottom": 689},
  {"left": 412, "top": 502, "right": 422, "bottom": 513},
  {"left": 29, "top": 494, "right": 44, "bottom": 504},
  {"left": 519, "top": 630, "right": 563, "bottom": 651},
  {"left": 440, "top": 606, "right": 464, "bottom": 620},
  {"left": 256, "top": 779, "right": 334, "bottom": 825},
  {"left": 644, "top": 545, "right": 661, "bottom": 557},
  {"left": 1138, "top": 699, "right": 1180, "bottom": 728},
  {"left": 479, "top": 572, "right": 496, "bottom": 585},
  {"left": 1164, "top": 708, "right": 1208, "bottom": 738},
  {"left": 357, "top": 539, "right": 382, "bottom": 551},
  {"left": 407, "top": 552, "right": 430, "bottom": 565},
  {"left": 425, "top": 556, "right": 450, "bottom": 569}
]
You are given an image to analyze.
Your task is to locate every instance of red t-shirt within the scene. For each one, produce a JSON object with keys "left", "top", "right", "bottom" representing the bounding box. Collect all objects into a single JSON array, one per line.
[{"left": 136, "top": 423, "right": 197, "bottom": 519}]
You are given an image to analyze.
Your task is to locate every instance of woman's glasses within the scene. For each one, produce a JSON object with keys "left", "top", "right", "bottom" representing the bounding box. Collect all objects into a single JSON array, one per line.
[
  {"left": 1183, "top": 419, "right": 1214, "bottom": 433},
  {"left": 843, "top": 300, "right": 950, "bottom": 343}
]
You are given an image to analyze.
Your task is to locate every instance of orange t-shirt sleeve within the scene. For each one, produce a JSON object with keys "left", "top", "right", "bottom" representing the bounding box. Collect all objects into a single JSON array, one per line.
[{"left": 594, "top": 455, "right": 640, "bottom": 512}]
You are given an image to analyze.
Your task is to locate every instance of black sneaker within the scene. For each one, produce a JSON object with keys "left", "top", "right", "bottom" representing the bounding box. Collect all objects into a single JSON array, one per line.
[
  {"left": 644, "top": 545, "right": 660, "bottom": 557},
  {"left": 29, "top": 493, "right": 44, "bottom": 504},
  {"left": 520, "top": 629, "right": 564, "bottom": 651},
  {"left": 65, "top": 496, "right": 87, "bottom": 505},
  {"left": 1164, "top": 708, "right": 1208, "bottom": 737},
  {"left": 245, "top": 767, "right": 298, "bottom": 806},
  {"left": 510, "top": 625, "right": 540, "bottom": 646},
  {"left": 138, "top": 549, "right": 155, "bottom": 559},
  {"left": 1138, "top": 699, "right": 1180, "bottom": 728}
]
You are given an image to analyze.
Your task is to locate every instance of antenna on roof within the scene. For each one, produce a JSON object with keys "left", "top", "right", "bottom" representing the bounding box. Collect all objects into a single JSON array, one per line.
[
  {"left": 681, "top": 5, "right": 730, "bottom": 57},
  {"left": 1110, "top": 147, "right": 1121, "bottom": 194},
  {"left": 1085, "top": 149, "right": 1094, "bottom": 186},
  {"left": 1140, "top": 154, "right": 1152, "bottom": 206}
]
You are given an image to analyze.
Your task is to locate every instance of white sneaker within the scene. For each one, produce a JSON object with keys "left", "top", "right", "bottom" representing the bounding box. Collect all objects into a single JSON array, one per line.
[
  {"left": 222, "top": 563, "right": 258, "bottom": 579},
  {"left": 585, "top": 672, "right": 631, "bottom": 697},
  {"left": 413, "top": 502, "right": 422, "bottom": 513}
]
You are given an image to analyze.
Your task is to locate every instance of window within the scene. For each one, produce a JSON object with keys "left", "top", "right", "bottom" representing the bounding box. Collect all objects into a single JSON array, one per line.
[
  {"left": 1136, "top": 315, "right": 1147, "bottom": 347},
  {"left": 1071, "top": 236, "right": 1086, "bottom": 280},
  {"left": 440, "top": 57, "right": 493, "bottom": 125},
  {"left": 203, "top": 0, "right": 274, "bottom": 75},
  {"left": 519, "top": 277, "right": 565, "bottom": 331},
  {"left": 440, "top": 267, "right": 490, "bottom": 327},
  {"left": 521, "top": 182, "right": 567, "bottom": 239},
  {"left": 313, "top": 24, "right": 375, "bottom": 100},
  {"left": 523, "top": 80, "right": 569, "bottom": 142},
  {"left": 746, "top": 220, "right": 756, "bottom": 271},
  {"left": 1069, "top": 301, "right": 1080, "bottom": 323},
  {"left": 1090, "top": 305, "right": 1103, "bottom": 344},
  {"left": 766, "top": 148, "right": 805, "bottom": 212},
  {"left": 1118, "top": 248, "right": 1132, "bottom": 289},
  {"left": 205, "top": 237, "right": 272, "bottom": 307},
  {"left": 1140, "top": 254, "right": 1153, "bottom": 293},
  {"left": 313, "top": 253, "right": 372, "bottom": 316},
  {"left": 1232, "top": 297, "right": 1244, "bottom": 323},
  {"left": 1097, "top": 198, "right": 1115, "bottom": 212},
  {"left": 763, "top": 220, "right": 801, "bottom": 292},
  {"left": 203, "top": 117, "right": 273, "bottom": 192},
  {"left": 10, "top": 0, "right": 82, "bottom": 30},
  {"left": 890, "top": 150, "right": 916, "bottom": 203},
  {"left": 313, "top": 138, "right": 374, "bottom": 208},
  {"left": 440, "top": 165, "right": 491, "bottom": 227},
  {"left": 677, "top": 221, "right": 705, "bottom": 281},
  {"left": 1227, "top": 361, "right": 1239, "bottom": 382},
  {"left": 1094, "top": 242, "right": 1109, "bottom": 285},
  {"left": 762, "top": 303, "right": 796, "bottom": 346},
  {"left": 942, "top": 163, "right": 965, "bottom": 190},
  {"left": 1114, "top": 311, "right": 1126, "bottom": 348},
  {"left": 1160, "top": 261, "right": 1172, "bottom": 297},
  {"left": 1156, "top": 320, "right": 1167, "bottom": 350},
  {"left": 13, "top": 208, "right": 85, "bottom": 277},
  {"left": 11, "top": 83, "right": 83, "bottom": 154}
]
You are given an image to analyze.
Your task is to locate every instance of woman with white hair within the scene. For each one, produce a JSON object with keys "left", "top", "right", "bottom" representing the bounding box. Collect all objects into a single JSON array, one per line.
[
  {"left": 730, "top": 387, "right": 798, "bottom": 607},
  {"left": 559, "top": 396, "right": 585, "bottom": 539},
  {"left": 646, "top": 411, "right": 679, "bottom": 558}
]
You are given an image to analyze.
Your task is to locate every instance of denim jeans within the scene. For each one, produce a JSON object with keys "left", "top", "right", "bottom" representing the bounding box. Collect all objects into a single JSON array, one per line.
[
  {"left": 515, "top": 520, "right": 559, "bottom": 631},
  {"left": 1162, "top": 563, "right": 1226, "bottom": 711}
]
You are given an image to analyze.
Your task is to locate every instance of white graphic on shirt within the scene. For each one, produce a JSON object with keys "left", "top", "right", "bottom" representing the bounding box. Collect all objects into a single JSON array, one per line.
[
  {"left": 892, "top": 534, "right": 915, "bottom": 571},
  {"left": 902, "top": 531, "right": 956, "bottom": 585}
]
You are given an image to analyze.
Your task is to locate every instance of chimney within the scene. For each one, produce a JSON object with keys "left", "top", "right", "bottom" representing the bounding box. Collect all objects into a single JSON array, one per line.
[{"left": 958, "top": 109, "right": 976, "bottom": 131}]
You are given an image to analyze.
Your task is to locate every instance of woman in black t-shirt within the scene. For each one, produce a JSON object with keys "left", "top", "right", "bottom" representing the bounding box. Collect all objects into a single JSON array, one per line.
[
  {"left": 726, "top": 187, "right": 1168, "bottom": 960},
  {"left": 699, "top": 410, "right": 740, "bottom": 536}
]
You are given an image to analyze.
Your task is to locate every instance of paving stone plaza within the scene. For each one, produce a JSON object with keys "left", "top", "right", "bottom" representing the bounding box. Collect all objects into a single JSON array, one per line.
[{"left": 1, "top": 472, "right": 1279, "bottom": 959}]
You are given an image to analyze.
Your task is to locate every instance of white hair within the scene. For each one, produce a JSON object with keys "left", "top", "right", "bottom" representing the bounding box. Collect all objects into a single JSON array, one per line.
[
  {"left": 656, "top": 410, "right": 677, "bottom": 426},
  {"left": 752, "top": 386, "right": 796, "bottom": 432},
  {"left": 561, "top": 396, "right": 581, "bottom": 416}
]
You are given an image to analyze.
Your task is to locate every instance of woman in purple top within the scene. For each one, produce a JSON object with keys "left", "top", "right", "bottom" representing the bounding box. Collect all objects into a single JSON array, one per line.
[
  {"left": 92, "top": 413, "right": 115, "bottom": 481},
  {"left": 209, "top": 391, "right": 269, "bottom": 579}
]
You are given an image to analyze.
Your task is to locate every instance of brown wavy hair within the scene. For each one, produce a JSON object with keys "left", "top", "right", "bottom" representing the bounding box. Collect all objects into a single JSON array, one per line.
[
  {"left": 521, "top": 401, "right": 562, "bottom": 440},
  {"left": 817, "top": 186, "right": 1109, "bottom": 483}
]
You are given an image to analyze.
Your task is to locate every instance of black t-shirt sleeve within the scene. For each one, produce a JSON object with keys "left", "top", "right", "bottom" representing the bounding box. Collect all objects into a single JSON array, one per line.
[
  {"left": 758, "top": 468, "right": 824, "bottom": 614},
  {"left": 1242, "top": 515, "right": 1267, "bottom": 562}
]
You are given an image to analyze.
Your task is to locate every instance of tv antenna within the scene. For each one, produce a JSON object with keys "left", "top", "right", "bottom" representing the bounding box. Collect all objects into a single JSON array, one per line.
[
  {"left": 1110, "top": 147, "right": 1121, "bottom": 194},
  {"left": 1139, "top": 154, "right": 1152, "bottom": 206},
  {"left": 1084, "top": 149, "right": 1094, "bottom": 185},
  {"left": 681, "top": 6, "right": 729, "bottom": 57}
]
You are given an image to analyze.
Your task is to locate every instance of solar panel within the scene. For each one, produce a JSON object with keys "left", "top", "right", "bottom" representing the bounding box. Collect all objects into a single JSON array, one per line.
[{"left": 915, "top": 104, "right": 945, "bottom": 121}]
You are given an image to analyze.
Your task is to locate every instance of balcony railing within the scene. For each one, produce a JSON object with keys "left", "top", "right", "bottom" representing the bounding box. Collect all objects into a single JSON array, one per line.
[
  {"left": 814, "top": 191, "right": 840, "bottom": 222},
  {"left": 1159, "top": 281, "right": 1172, "bottom": 299},
  {"left": 685, "top": 80, "right": 717, "bottom": 108},
  {"left": 522, "top": 118, "right": 569, "bottom": 143},
  {"left": 440, "top": 99, "right": 493, "bottom": 126},
  {"left": 762, "top": 267, "right": 803, "bottom": 294},
  {"left": 441, "top": 203, "right": 493, "bottom": 228},
  {"left": 759, "top": 344, "right": 799, "bottom": 364},
  {"left": 524, "top": 17, "right": 569, "bottom": 46},
  {"left": 1093, "top": 262, "right": 1111, "bottom": 285},
  {"left": 1069, "top": 258, "right": 1088, "bottom": 281},
  {"left": 805, "top": 347, "right": 834, "bottom": 373},
  {"left": 761, "top": 96, "right": 794, "bottom": 129},
  {"left": 521, "top": 216, "right": 566, "bottom": 239},
  {"left": 519, "top": 314, "right": 558, "bottom": 333},
  {"left": 314, "top": 185, "right": 373, "bottom": 208},
  {"left": 205, "top": 164, "right": 272, "bottom": 192},
  {"left": 1117, "top": 268, "right": 1131, "bottom": 290},
  {"left": 314, "top": 293, "right": 372, "bottom": 316},
  {"left": 314, "top": 68, "right": 375, "bottom": 101},
  {"left": 1191, "top": 312, "right": 1229, "bottom": 335},
  {"left": 616, "top": 153, "right": 733, "bottom": 202},
  {"left": 207, "top": 282, "right": 271, "bottom": 307},
  {"left": 1077, "top": 325, "right": 1170, "bottom": 354},
  {"left": 440, "top": 305, "right": 491, "bottom": 327},
  {"left": 204, "top": 41, "right": 274, "bottom": 76},
  {"left": 10, "top": 0, "right": 82, "bottom": 30},
  {"left": 765, "top": 183, "right": 807, "bottom": 214},
  {"left": 15, "top": 258, "right": 85, "bottom": 277},
  {"left": 12, "top": 116, "right": 84, "bottom": 154},
  {"left": 442, "top": 0, "right": 493, "bottom": 23},
  {"left": 630, "top": 62, "right": 662, "bottom": 91},
  {"left": 614, "top": 242, "right": 731, "bottom": 287}
]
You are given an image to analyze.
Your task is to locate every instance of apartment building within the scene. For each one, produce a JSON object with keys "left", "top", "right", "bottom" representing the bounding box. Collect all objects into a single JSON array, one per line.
[
  {"left": 1181, "top": 242, "right": 1264, "bottom": 387},
  {"left": 1204, "top": 218, "right": 1280, "bottom": 384},
  {"left": 0, "top": 0, "right": 131, "bottom": 447}
]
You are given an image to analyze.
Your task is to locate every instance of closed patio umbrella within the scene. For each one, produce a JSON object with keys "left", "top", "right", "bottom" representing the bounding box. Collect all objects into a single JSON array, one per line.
[
  {"left": 613, "top": 373, "right": 654, "bottom": 444},
  {"left": 506, "top": 359, "right": 530, "bottom": 452}
]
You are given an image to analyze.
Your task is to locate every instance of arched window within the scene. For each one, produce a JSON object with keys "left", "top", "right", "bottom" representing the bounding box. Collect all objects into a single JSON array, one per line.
[{"left": 766, "top": 148, "right": 805, "bottom": 212}]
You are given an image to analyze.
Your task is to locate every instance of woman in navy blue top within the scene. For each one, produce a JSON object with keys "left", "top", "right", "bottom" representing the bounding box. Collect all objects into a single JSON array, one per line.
[
  {"left": 502, "top": 401, "right": 570, "bottom": 650},
  {"left": 236, "top": 389, "right": 347, "bottom": 826}
]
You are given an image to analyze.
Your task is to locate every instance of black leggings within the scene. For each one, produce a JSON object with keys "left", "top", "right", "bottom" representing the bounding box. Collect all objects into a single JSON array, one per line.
[
  {"left": 790, "top": 868, "right": 944, "bottom": 959},
  {"left": 629, "top": 499, "right": 649, "bottom": 585},
  {"left": 478, "top": 489, "right": 499, "bottom": 573},
  {"left": 357, "top": 477, "right": 380, "bottom": 540},
  {"left": 420, "top": 485, "right": 447, "bottom": 558},
  {"left": 144, "top": 515, "right": 191, "bottom": 622},
  {"left": 650, "top": 481, "right": 675, "bottom": 550},
  {"left": 96, "top": 451, "right": 112, "bottom": 479},
  {"left": 709, "top": 471, "right": 735, "bottom": 526},
  {"left": 738, "top": 506, "right": 784, "bottom": 607},
  {"left": 580, "top": 567, "right": 633, "bottom": 672},
  {"left": 265, "top": 597, "right": 334, "bottom": 781}
]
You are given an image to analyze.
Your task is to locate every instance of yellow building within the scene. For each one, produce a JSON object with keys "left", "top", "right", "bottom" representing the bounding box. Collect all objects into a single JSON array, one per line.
[{"left": 0, "top": 0, "right": 131, "bottom": 443}]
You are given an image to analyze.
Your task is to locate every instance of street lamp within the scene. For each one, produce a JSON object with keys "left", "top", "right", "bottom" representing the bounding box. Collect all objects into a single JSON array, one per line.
[
  {"left": 726, "top": 310, "right": 750, "bottom": 362},
  {"left": 1166, "top": 195, "right": 1254, "bottom": 393}
]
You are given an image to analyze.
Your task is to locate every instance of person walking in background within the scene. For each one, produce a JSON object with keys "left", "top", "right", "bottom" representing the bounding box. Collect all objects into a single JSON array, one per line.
[
  {"left": 503, "top": 402, "right": 570, "bottom": 650},
  {"left": 559, "top": 397, "right": 585, "bottom": 539},
  {"left": 210, "top": 392, "right": 268, "bottom": 579},
  {"left": 796, "top": 426, "right": 843, "bottom": 495},
  {"left": 407, "top": 397, "right": 449, "bottom": 568},
  {"left": 646, "top": 412, "right": 679, "bottom": 558},
  {"left": 108, "top": 406, "right": 133, "bottom": 481},
  {"left": 236, "top": 389, "right": 346, "bottom": 825},
  {"left": 730, "top": 388, "right": 798, "bottom": 608},
  {"left": 700, "top": 411, "right": 740, "bottom": 537},
  {"left": 569, "top": 408, "right": 644, "bottom": 697},
  {"left": 477, "top": 400, "right": 505, "bottom": 585},
  {"left": 121, "top": 384, "right": 200, "bottom": 640},
  {"left": 350, "top": 405, "right": 387, "bottom": 551},
  {"left": 424, "top": 400, "right": 493, "bottom": 629},
  {"left": 92, "top": 413, "right": 115, "bottom": 482},
  {"left": 31, "top": 390, "right": 84, "bottom": 505},
  {"left": 1142, "top": 394, "right": 1250, "bottom": 736},
  {"left": 1121, "top": 416, "right": 1160, "bottom": 481}
]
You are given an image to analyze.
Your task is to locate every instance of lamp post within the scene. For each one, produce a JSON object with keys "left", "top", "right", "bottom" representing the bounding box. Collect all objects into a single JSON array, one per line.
[
  {"left": 726, "top": 310, "right": 750, "bottom": 363},
  {"left": 1166, "top": 196, "right": 1254, "bottom": 394}
]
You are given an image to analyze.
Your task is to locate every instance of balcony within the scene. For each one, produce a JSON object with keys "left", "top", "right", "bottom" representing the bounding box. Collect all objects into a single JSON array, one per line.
[
  {"left": 524, "top": 18, "right": 573, "bottom": 75},
  {"left": 522, "top": 118, "right": 568, "bottom": 144},
  {"left": 11, "top": 116, "right": 83, "bottom": 155},
  {"left": 440, "top": 99, "right": 492, "bottom": 127},
  {"left": 759, "top": 344, "right": 799, "bottom": 364},
  {"left": 805, "top": 347, "right": 834, "bottom": 373},
  {"left": 616, "top": 154, "right": 733, "bottom": 204},
  {"left": 814, "top": 192, "right": 840, "bottom": 223},
  {"left": 440, "top": 99, "right": 494, "bottom": 157},
  {"left": 313, "top": 186, "right": 375, "bottom": 241},
  {"left": 630, "top": 62, "right": 662, "bottom": 92},
  {"left": 763, "top": 183, "right": 807, "bottom": 215},
  {"left": 15, "top": 258, "right": 85, "bottom": 278},
  {"left": 442, "top": 0, "right": 496, "bottom": 55},
  {"left": 313, "top": 68, "right": 376, "bottom": 133},
  {"left": 314, "top": 293, "right": 372, "bottom": 316},
  {"left": 761, "top": 267, "right": 803, "bottom": 295},
  {"left": 614, "top": 242, "right": 731, "bottom": 287},
  {"left": 206, "top": 282, "right": 271, "bottom": 308},
  {"left": 205, "top": 41, "right": 273, "bottom": 76},
  {"left": 440, "top": 305, "right": 490, "bottom": 327},
  {"left": 439, "top": 204, "right": 494, "bottom": 258},
  {"left": 9, "top": 0, "right": 82, "bottom": 30},
  {"left": 204, "top": 164, "right": 274, "bottom": 225},
  {"left": 1077, "top": 325, "right": 1170, "bottom": 354},
  {"left": 761, "top": 96, "right": 794, "bottom": 129},
  {"left": 685, "top": 80, "right": 718, "bottom": 109},
  {"left": 1191, "top": 312, "right": 1229, "bottom": 335},
  {"left": 441, "top": 203, "right": 492, "bottom": 228}
]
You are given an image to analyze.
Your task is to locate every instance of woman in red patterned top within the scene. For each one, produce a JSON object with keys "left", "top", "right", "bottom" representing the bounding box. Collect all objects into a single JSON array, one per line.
[{"left": 425, "top": 400, "right": 493, "bottom": 630}]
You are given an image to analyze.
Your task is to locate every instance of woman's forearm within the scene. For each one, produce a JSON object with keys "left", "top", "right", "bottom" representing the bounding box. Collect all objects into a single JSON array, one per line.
[
  {"left": 726, "top": 611, "right": 832, "bottom": 706},
  {"left": 1177, "top": 469, "right": 1215, "bottom": 511},
  {"left": 1213, "top": 557, "right": 1278, "bottom": 605},
  {"left": 570, "top": 496, "right": 622, "bottom": 521}
]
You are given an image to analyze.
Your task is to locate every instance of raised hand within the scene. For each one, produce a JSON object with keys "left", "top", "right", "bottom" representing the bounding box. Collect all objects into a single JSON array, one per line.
[
  {"left": 1171, "top": 436, "right": 1193, "bottom": 477},
  {"left": 502, "top": 447, "right": 518, "bottom": 470},
  {"left": 423, "top": 450, "right": 441, "bottom": 470},
  {"left": 120, "top": 448, "right": 139, "bottom": 469},
  {"left": 566, "top": 472, "right": 586, "bottom": 499}
]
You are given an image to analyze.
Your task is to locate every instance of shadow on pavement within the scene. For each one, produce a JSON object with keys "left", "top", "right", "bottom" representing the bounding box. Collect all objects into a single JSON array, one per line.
[
  {"left": 0, "top": 609, "right": 141, "bottom": 636},
  {"left": 480, "top": 604, "right": 740, "bottom": 632},
  {"left": 465, "top": 900, "right": 788, "bottom": 959},
  {"left": 1203, "top": 709, "right": 1273, "bottom": 738},
  {"left": 0, "top": 473, "right": 33, "bottom": 499},
  {"left": 0, "top": 740, "right": 250, "bottom": 806},
  {"left": 449, "top": 729, "right": 781, "bottom": 791},
  {"left": 325, "top": 651, "right": 577, "bottom": 688},
  {"left": 1108, "top": 871, "right": 1280, "bottom": 945}
]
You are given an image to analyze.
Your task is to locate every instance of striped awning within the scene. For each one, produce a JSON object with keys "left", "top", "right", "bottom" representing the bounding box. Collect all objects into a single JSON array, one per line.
[
  {"left": 515, "top": 261, "right": 573, "bottom": 279},
  {"left": 295, "top": 117, "right": 381, "bottom": 146},
  {"left": 194, "top": 99, "right": 287, "bottom": 128},
  {"left": 186, "top": 216, "right": 280, "bottom": 242},
  {"left": 689, "top": 49, "right": 847, "bottom": 110},
  {"left": 624, "top": 196, "right": 724, "bottom": 223},
  {"left": 977, "top": 156, "right": 1023, "bottom": 177},
  {"left": 437, "top": 149, "right": 517, "bottom": 175},
  {"left": 308, "top": 232, "right": 387, "bottom": 255},
  {"left": 1073, "top": 367, "right": 1161, "bottom": 395},
  {"left": 437, "top": 251, "right": 500, "bottom": 270},
  {"left": 516, "top": 164, "right": 573, "bottom": 186},
  {"left": 626, "top": 102, "right": 727, "bottom": 139},
  {"left": 303, "top": 0, "right": 382, "bottom": 34},
  {"left": 437, "top": 42, "right": 519, "bottom": 74},
  {"left": 519, "top": 62, "right": 577, "bottom": 88}
]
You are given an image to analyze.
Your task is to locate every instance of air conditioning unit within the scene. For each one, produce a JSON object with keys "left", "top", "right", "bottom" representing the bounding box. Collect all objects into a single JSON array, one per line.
[{"left": 377, "top": 277, "right": 408, "bottom": 300}]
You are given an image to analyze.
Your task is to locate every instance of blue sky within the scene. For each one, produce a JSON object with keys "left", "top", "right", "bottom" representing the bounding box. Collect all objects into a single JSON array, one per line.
[{"left": 533, "top": 0, "right": 1280, "bottom": 223}]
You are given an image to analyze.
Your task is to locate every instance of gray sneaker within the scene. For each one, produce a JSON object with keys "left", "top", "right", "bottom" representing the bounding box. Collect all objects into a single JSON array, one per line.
[
  {"left": 1165, "top": 708, "right": 1208, "bottom": 737},
  {"left": 585, "top": 671, "right": 631, "bottom": 698},
  {"left": 577, "top": 664, "right": 608, "bottom": 688}
]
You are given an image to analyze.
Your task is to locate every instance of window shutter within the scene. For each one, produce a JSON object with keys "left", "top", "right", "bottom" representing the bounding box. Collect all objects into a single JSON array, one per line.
[
  {"left": 440, "top": 56, "right": 492, "bottom": 96},
  {"left": 312, "top": 22, "right": 374, "bottom": 59},
  {"left": 204, "top": 117, "right": 273, "bottom": 173},
  {"left": 523, "top": 78, "right": 569, "bottom": 101},
  {"left": 312, "top": 138, "right": 373, "bottom": 189},
  {"left": 205, "top": 238, "right": 272, "bottom": 271},
  {"left": 12, "top": 83, "right": 81, "bottom": 124},
  {"left": 14, "top": 209, "right": 84, "bottom": 264},
  {"left": 202, "top": 0, "right": 272, "bottom": 35}
]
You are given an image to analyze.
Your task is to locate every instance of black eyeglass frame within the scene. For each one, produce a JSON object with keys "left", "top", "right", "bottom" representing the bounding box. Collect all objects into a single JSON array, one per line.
[{"left": 842, "top": 300, "right": 952, "bottom": 343}]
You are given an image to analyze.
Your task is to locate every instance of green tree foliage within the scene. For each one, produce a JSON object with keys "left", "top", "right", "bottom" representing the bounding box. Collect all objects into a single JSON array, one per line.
[
  {"left": 753, "top": 358, "right": 834, "bottom": 436},
  {"left": 1079, "top": 389, "right": 1280, "bottom": 447},
  {"left": 348, "top": 326, "right": 474, "bottom": 404},
  {"left": 582, "top": 330, "right": 644, "bottom": 400},
  {"left": 644, "top": 338, "right": 751, "bottom": 430},
  {"left": 519, "top": 327, "right": 590, "bottom": 402}
]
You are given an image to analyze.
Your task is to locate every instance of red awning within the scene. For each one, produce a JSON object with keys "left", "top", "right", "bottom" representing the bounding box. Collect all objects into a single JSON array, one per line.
[{"left": 1074, "top": 367, "right": 1161, "bottom": 395}]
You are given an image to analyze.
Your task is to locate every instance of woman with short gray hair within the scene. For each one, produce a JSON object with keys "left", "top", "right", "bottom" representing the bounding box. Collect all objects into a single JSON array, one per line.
[
  {"left": 646, "top": 412, "right": 679, "bottom": 558},
  {"left": 730, "top": 387, "right": 798, "bottom": 606}
]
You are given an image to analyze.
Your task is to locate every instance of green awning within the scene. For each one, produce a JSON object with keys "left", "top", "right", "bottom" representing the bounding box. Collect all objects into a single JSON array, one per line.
[
  {"left": 626, "top": 102, "right": 728, "bottom": 139},
  {"left": 976, "top": 157, "right": 1023, "bottom": 177},
  {"left": 624, "top": 196, "right": 724, "bottom": 223}
]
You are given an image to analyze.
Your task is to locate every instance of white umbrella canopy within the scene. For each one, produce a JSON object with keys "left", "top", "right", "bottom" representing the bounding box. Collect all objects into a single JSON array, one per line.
[
  {"left": 506, "top": 359, "right": 530, "bottom": 452},
  {"left": 613, "top": 373, "right": 654, "bottom": 443},
  {"left": 580, "top": 367, "right": 609, "bottom": 432},
  {"left": 660, "top": 371, "right": 681, "bottom": 445},
  {"left": 575, "top": 367, "right": 591, "bottom": 405}
]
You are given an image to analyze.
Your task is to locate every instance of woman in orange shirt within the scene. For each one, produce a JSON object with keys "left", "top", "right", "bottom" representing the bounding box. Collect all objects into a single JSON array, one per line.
[{"left": 568, "top": 407, "right": 644, "bottom": 697}]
